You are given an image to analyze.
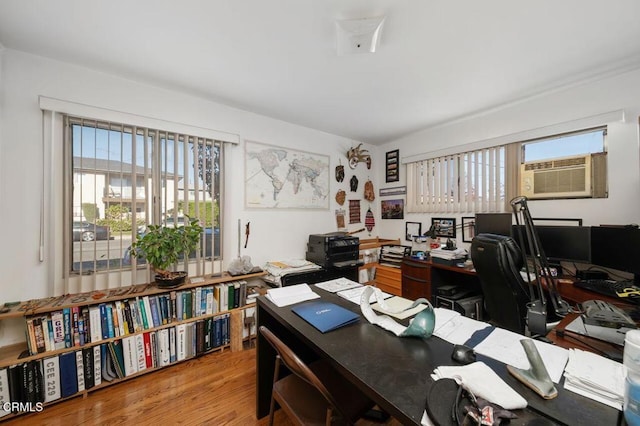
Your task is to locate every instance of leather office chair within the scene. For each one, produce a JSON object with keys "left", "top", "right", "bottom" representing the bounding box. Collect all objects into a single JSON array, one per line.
[
  {"left": 259, "top": 326, "right": 376, "bottom": 426},
  {"left": 470, "top": 233, "right": 533, "bottom": 334}
]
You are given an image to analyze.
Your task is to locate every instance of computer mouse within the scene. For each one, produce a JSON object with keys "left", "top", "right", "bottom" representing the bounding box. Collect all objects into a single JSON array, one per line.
[{"left": 451, "top": 344, "right": 476, "bottom": 364}]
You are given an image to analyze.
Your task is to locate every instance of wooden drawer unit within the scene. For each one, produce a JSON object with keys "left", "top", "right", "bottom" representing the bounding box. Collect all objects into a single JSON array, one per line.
[
  {"left": 374, "top": 264, "right": 402, "bottom": 296},
  {"left": 402, "top": 258, "right": 432, "bottom": 301}
]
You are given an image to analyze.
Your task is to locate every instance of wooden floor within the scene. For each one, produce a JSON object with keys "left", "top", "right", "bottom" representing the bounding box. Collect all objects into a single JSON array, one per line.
[{"left": 4, "top": 346, "right": 403, "bottom": 425}]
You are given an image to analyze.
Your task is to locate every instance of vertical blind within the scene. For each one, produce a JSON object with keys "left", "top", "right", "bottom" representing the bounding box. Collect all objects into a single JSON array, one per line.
[
  {"left": 406, "top": 146, "right": 506, "bottom": 214},
  {"left": 64, "top": 115, "right": 224, "bottom": 294}
]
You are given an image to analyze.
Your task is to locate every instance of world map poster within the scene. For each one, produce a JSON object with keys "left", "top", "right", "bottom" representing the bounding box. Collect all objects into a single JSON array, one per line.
[{"left": 245, "top": 140, "right": 330, "bottom": 209}]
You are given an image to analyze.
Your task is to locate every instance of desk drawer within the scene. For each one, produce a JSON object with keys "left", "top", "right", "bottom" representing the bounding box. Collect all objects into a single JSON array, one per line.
[{"left": 375, "top": 265, "right": 402, "bottom": 296}]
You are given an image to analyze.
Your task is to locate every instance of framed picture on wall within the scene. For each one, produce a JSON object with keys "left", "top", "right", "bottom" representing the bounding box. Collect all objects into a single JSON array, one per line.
[
  {"left": 405, "top": 221, "right": 422, "bottom": 241},
  {"left": 461, "top": 217, "right": 475, "bottom": 243},
  {"left": 385, "top": 149, "right": 399, "bottom": 183},
  {"left": 431, "top": 217, "right": 456, "bottom": 238},
  {"left": 381, "top": 199, "right": 404, "bottom": 219}
]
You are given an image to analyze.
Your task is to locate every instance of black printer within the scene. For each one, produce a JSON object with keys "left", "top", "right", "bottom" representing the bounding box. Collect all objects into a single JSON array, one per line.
[
  {"left": 306, "top": 232, "right": 360, "bottom": 269},
  {"left": 281, "top": 233, "right": 361, "bottom": 286}
]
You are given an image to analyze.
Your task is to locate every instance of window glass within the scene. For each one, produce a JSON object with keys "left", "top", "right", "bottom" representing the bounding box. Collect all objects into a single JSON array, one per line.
[{"left": 523, "top": 128, "right": 605, "bottom": 162}]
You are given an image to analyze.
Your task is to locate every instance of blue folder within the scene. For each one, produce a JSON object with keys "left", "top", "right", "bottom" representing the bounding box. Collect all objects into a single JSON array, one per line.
[{"left": 291, "top": 300, "right": 360, "bottom": 333}]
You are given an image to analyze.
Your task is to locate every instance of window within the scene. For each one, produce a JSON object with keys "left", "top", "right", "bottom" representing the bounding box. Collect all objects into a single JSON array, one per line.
[
  {"left": 406, "top": 146, "right": 507, "bottom": 213},
  {"left": 522, "top": 127, "right": 606, "bottom": 162},
  {"left": 66, "top": 115, "right": 224, "bottom": 287}
]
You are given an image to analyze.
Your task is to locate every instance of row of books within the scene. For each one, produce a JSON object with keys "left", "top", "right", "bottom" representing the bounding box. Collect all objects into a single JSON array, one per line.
[
  {"left": 0, "top": 314, "right": 231, "bottom": 417},
  {"left": 25, "top": 281, "right": 250, "bottom": 355}
]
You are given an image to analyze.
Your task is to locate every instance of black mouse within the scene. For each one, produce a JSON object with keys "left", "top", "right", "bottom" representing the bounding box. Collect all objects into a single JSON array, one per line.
[{"left": 451, "top": 344, "right": 476, "bottom": 364}]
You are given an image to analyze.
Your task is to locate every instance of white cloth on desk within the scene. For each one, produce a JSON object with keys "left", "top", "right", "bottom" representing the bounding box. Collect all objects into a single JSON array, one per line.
[{"left": 432, "top": 362, "right": 527, "bottom": 410}]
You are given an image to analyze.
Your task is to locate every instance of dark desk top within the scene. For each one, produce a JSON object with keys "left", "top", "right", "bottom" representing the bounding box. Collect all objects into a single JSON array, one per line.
[{"left": 258, "top": 288, "right": 621, "bottom": 426}]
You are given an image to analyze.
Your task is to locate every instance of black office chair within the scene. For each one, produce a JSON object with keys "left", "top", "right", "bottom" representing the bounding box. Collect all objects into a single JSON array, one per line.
[
  {"left": 259, "top": 326, "right": 376, "bottom": 425},
  {"left": 470, "top": 233, "right": 533, "bottom": 334}
]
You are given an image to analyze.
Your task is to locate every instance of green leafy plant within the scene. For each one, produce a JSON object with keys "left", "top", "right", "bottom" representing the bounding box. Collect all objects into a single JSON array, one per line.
[{"left": 129, "top": 216, "right": 203, "bottom": 278}]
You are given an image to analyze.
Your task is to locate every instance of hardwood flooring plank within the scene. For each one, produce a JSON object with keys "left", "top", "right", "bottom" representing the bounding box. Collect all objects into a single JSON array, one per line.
[{"left": 2, "top": 348, "right": 402, "bottom": 425}]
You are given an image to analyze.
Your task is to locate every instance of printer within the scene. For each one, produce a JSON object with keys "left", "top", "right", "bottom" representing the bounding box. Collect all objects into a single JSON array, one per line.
[{"left": 281, "top": 233, "right": 361, "bottom": 286}]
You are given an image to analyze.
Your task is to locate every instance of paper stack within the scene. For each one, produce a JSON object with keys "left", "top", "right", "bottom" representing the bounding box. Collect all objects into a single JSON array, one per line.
[
  {"left": 563, "top": 348, "right": 625, "bottom": 409},
  {"left": 430, "top": 248, "right": 467, "bottom": 262}
]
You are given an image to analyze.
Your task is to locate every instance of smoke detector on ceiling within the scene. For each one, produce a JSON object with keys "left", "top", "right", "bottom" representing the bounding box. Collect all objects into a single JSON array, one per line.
[{"left": 335, "top": 16, "right": 385, "bottom": 55}]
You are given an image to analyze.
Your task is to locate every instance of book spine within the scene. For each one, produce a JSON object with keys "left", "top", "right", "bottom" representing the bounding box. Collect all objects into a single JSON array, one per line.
[
  {"left": 82, "top": 347, "right": 94, "bottom": 389},
  {"left": 88, "top": 306, "right": 102, "bottom": 343},
  {"left": 123, "top": 301, "right": 134, "bottom": 334},
  {"left": 63, "top": 308, "right": 72, "bottom": 348},
  {"left": 138, "top": 297, "right": 149, "bottom": 330},
  {"left": 80, "top": 307, "right": 90, "bottom": 345},
  {"left": 114, "top": 301, "right": 126, "bottom": 337},
  {"left": 59, "top": 352, "right": 78, "bottom": 397},
  {"left": 99, "top": 304, "right": 109, "bottom": 340},
  {"left": 169, "top": 327, "right": 176, "bottom": 364},
  {"left": 33, "top": 317, "right": 46, "bottom": 354},
  {"left": 51, "top": 310, "right": 66, "bottom": 350},
  {"left": 72, "top": 306, "right": 81, "bottom": 347},
  {"left": 75, "top": 350, "right": 85, "bottom": 392},
  {"left": 143, "top": 296, "right": 154, "bottom": 329},
  {"left": 105, "top": 304, "right": 115, "bottom": 338},
  {"left": 135, "top": 334, "right": 146, "bottom": 372},
  {"left": 149, "top": 296, "right": 161, "bottom": 328},
  {"left": 143, "top": 332, "right": 153, "bottom": 369},
  {"left": 93, "top": 345, "right": 102, "bottom": 387}
]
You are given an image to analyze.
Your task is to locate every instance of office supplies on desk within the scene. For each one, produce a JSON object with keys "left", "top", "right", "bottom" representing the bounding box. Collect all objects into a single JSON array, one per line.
[
  {"left": 565, "top": 315, "right": 634, "bottom": 346},
  {"left": 291, "top": 300, "right": 359, "bottom": 333},
  {"left": 337, "top": 285, "right": 392, "bottom": 304},
  {"left": 265, "top": 283, "right": 320, "bottom": 307},
  {"left": 582, "top": 299, "right": 636, "bottom": 328},
  {"left": 563, "top": 348, "right": 625, "bottom": 410},
  {"left": 372, "top": 296, "right": 429, "bottom": 320}
]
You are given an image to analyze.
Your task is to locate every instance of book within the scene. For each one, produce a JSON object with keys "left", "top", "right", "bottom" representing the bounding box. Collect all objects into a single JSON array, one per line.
[
  {"left": 169, "top": 326, "right": 177, "bottom": 363},
  {"left": 122, "top": 336, "right": 137, "bottom": 377},
  {"left": 82, "top": 347, "right": 94, "bottom": 389},
  {"left": 43, "top": 356, "right": 61, "bottom": 403},
  {"left": 93, "top": 345, "right": 102, "bottom": 387},
  {"left": 291, "top": 301, "right": 360, "bottom": 333},
  {"left": 100, "top": 344, "right": 116, "bottom": 382},
  {"left": 143, "top": 332, "right": 153, "bottom": 369},
  {"left": 108, "top": 341, "right": 126, "bottom": 379},
  {"left": 51, "top": 310, "right": 66, "bottom": 350},
  {"left": 74, "top": 351, "right": 85, "bottom": 392},
  {"left": 135, "top": 334, "right": 146, "bottom": 372},
  {"left": 8, "top": 364, "right": 24, "bottom": 403},
  {"left": 59, "top": 352, "right": 78, "bottom": 398},
  {"left": 0, "top": 367, "right": 10, "bottom": 417},
  {"left": 99, "top": 304, "right": 109, "bottom": 340},
  {"left": 149, "top": 296, "right": 161, "bottom": 328},
  {"left": 176, "top": 324, "right": 187, "bottom": 361},
  {"left": 88, "top": 306, "right": 102, "bottom": 343},
  {"left": 72, "top": 306, "right": 81, "bottom": 346}
]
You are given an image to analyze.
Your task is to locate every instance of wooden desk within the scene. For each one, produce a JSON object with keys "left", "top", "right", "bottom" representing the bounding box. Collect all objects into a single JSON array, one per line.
[
  {"left": 256, "top": 288, "right": 621, "bottom": 425},
  {"left": 402, "top": 258, "right": 479, "bottom": 302}
]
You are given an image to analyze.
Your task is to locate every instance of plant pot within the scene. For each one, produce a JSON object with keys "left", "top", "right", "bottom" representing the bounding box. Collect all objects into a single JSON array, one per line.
[{"left": 155, "top": 271, "right": 188, "bottom": 289}]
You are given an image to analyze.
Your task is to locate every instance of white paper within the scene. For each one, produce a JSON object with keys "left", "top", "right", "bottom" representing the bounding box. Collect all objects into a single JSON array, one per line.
[
  {"left": 472, "top": 328, "right": 569, "bottom": 383},
  {"left": 265, "top": 283, "right": 320, "bottom": 307},
  {"left": 359, "top": 286, "right": 410, "bottom": 336},
  {"left": 338, "top": 286, "right": 392, "bottom": 304},
  {"left": 433, "top": 308, "right": 461, "bottom": 333},
  {"left": 563, "top": 348, "right": 624, "bottom": 409},
  {"left": 314, "top": 278, "right": 362, "bottom": 293},
  {"left": 372, "top": 296, "right": 428, "bottom": 320},
  {"left": 433, "top": 315, "right": 490, "bottom": 345}
]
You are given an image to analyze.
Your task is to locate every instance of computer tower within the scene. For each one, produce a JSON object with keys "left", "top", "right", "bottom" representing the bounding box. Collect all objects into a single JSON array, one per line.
[{"left": 436, "top": 294, "right": 483, "bottom": 320}]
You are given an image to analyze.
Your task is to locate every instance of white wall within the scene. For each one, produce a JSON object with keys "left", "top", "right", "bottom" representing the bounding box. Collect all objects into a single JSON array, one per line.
[
  {"left": 0, "top": 49, "right": 381, "bottom": 344},
  {"left": 377, "top": 68, "right": 640, "bottom": 248}
]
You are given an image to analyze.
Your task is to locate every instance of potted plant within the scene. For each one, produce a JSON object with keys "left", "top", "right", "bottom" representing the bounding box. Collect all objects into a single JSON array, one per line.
[{"left": 129, "top": 216, "right": 203, "bottom": 288}]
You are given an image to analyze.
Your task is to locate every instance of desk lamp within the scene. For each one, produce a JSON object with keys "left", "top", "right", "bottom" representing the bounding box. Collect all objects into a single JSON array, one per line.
[{"left": 510, "top": 196, "right": 570, "bottom": 336}]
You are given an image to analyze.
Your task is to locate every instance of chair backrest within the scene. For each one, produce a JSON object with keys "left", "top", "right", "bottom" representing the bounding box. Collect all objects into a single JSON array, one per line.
[
  {"left": 259, "top": 326, "right": 347, "bottom": 420},
  {"left": 470, "top": 233, "right": 531, "bottom": 334}
]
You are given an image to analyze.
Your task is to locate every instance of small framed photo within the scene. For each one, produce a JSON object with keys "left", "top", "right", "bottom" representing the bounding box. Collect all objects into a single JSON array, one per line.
[
  {"left": 405, "top": 221, "right": 422, "bottom": 241},
  {"left": 385, "top": 149, "right": 399, "bottom": 183},
  {"left": 461, "top": 217, "right": 475, "bottom": 243},
  {"left": 431, "top": 217, "right": 456, "bottom": 238}
]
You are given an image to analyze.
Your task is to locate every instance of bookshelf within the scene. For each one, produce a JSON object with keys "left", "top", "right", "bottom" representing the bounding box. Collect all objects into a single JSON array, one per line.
[{"left": 0, "top": 271, "right": 264, "bottom": 421}]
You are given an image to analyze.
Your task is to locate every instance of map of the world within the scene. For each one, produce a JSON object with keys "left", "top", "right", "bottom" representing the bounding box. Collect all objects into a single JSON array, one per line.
[{"left": 245, "top": 140, "right": 329, "bottom": 209}]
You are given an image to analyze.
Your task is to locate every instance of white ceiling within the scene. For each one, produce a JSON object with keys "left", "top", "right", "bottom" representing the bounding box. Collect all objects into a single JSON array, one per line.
[{"left": 2, "top": 1, "right": 640, "bottom": 145}]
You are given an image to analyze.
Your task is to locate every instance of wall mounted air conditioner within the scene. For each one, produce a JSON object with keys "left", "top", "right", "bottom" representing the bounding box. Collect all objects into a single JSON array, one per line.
[{"left": 520, "top": 154, "right": 597, "bottom": 199}]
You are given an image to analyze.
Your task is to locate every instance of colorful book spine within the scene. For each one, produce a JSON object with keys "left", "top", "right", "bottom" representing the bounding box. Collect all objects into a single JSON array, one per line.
[
  {"left": 51, "top": 310, "right": 66, "bottom": 350},
  {"left": 63, "top": 308, "right": 72, "bottom": 348}
]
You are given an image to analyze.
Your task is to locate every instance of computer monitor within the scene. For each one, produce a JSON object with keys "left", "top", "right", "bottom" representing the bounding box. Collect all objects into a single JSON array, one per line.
[
  {"left": 474, "top": 213, "right": 512, "bottom": 237},
  {"left": 591, "top": 226, "right": 640, "bottom": 282},
  {"left": 511, "top": 225, "right": 591, "bottom": 264}
]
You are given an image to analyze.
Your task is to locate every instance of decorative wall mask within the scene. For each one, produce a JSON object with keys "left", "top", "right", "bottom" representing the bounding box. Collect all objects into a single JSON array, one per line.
[
  {"left": 350, "top": 175, "right": 359, "bottom": 192},
  {"left": 365, "top": 208, "right": 375, "bottom": 232},
  {"left": 364, "top": 180, "right": 375, "bottom": 202},
  {"left": 335, "top": 162, "right": 345, "bottom": 182},
  {"left": 347, "top": 143, "right": 371, "bottom": 169},
  {"left": 335, "top": 189, "right": 346, "bottom": 205}
]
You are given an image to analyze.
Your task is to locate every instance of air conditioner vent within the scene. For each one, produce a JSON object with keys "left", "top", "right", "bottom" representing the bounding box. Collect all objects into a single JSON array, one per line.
[{"left": 520, "top": 154, "right": 592, "bottom": 199}]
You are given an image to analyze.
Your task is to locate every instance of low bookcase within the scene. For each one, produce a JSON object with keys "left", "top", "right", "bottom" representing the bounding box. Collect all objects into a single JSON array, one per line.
[{"left": 0, "top": 271, "right": 264, "bottom": 422}]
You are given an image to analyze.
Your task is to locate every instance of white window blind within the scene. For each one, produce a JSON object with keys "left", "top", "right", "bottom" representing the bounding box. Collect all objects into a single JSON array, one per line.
[
  {"left": 406, "top": 146, "right": 506, "bottom": 214},
  {"left": 63, "top": 115, "right": 225, "bottom": 294}
]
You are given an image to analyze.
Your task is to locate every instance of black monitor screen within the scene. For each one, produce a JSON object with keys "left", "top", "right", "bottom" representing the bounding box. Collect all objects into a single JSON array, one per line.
[
  {"left": 591, "top": 226, "right": 640, "bottom": 277},
  {"left": 512, "top": 225, "right": 591, "bottom": 263},
  {"left": 475, "top": 213, "right": 512, "bottom": 237}
]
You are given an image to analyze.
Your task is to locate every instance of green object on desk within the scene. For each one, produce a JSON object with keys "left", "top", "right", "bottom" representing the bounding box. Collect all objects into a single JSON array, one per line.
[{"left": 400, "top": 298, "right": 436, "bottom": 339}]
